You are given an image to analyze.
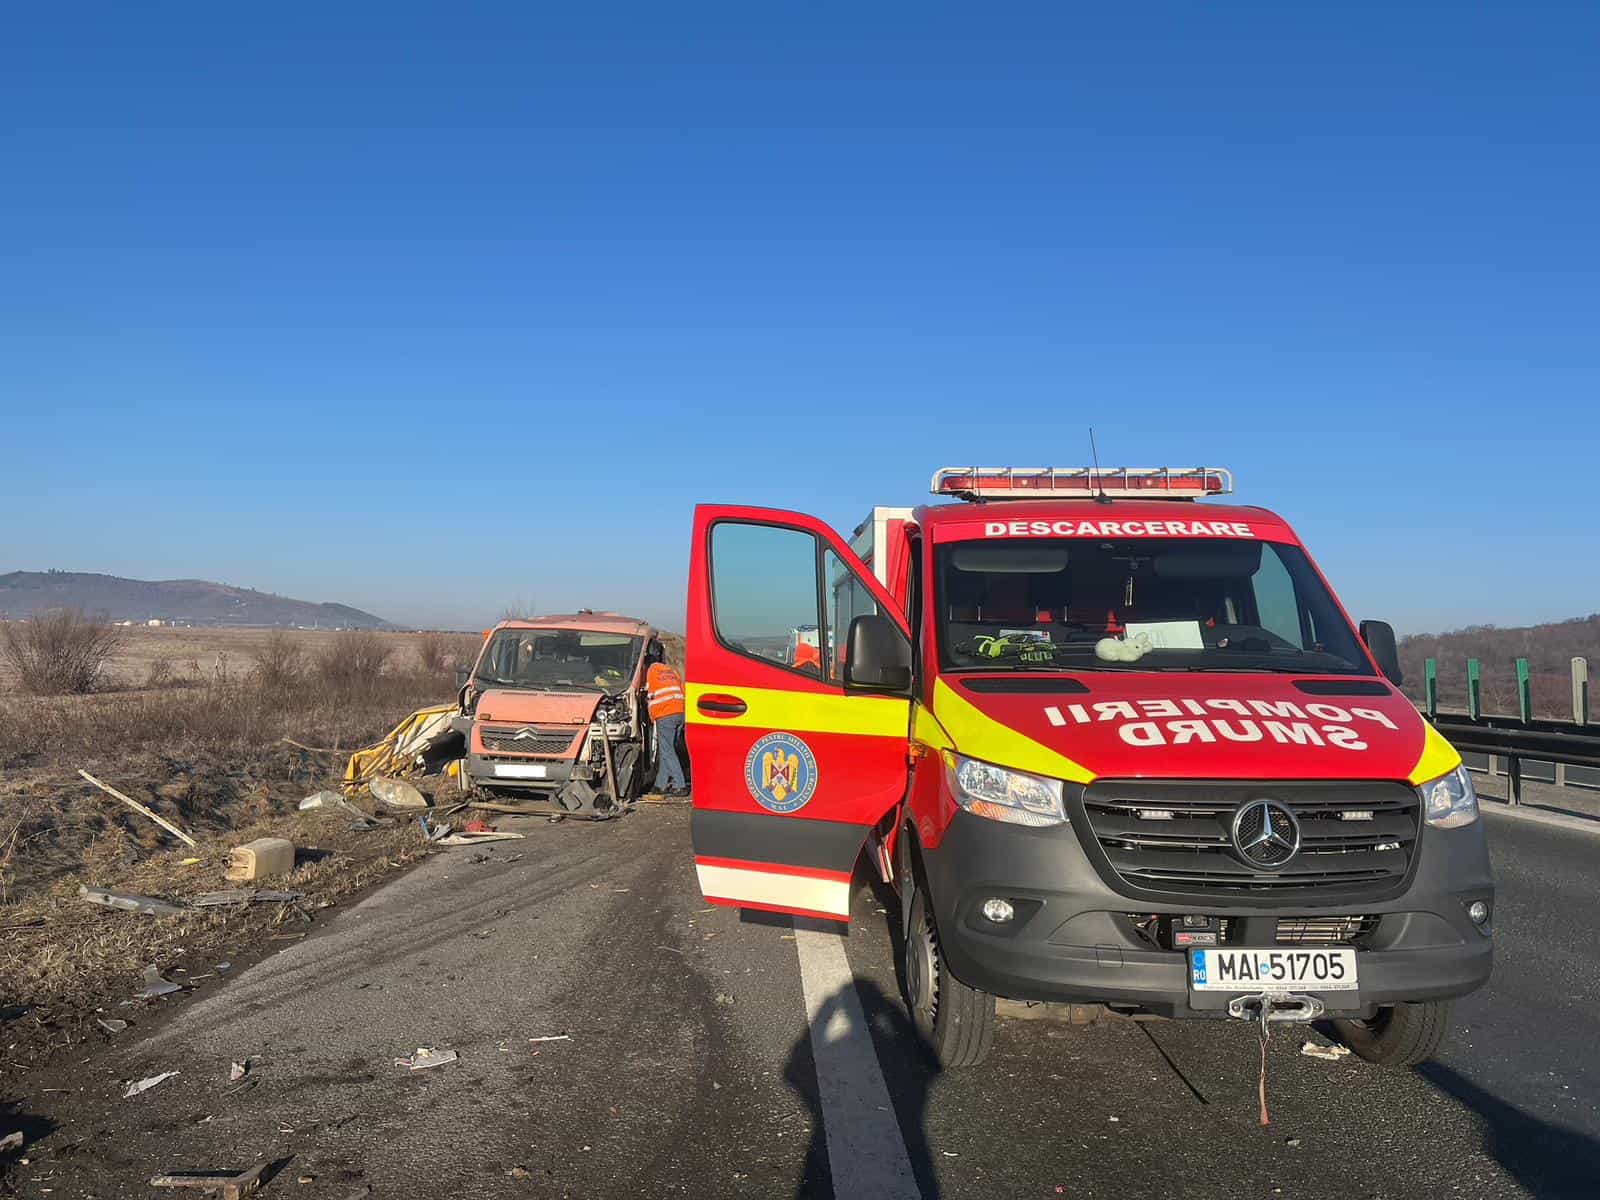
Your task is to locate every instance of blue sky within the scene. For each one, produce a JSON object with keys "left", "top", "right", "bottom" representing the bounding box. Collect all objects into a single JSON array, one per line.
[{"left": 3, "top": 4, "right": 1596, "bottom": 634}]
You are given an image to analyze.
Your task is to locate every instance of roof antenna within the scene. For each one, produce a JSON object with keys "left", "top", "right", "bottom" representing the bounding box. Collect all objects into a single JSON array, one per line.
[{"left": 1088, "top": 427, "right": 1111, "bottom": 504}]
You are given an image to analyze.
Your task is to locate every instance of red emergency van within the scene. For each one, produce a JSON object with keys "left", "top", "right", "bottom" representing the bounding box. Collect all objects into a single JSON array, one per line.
[{"left": 685, "top": 467, "right": 1493, "bottom": 1067}]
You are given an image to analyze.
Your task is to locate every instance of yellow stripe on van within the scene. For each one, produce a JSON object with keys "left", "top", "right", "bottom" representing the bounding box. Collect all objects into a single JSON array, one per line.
[
  {"left": 930, "top": 679, "right": 1096, "bottom": 784},
  {"left": 685, "top": 682, "right": 910, "bottom": 738},
  {"left": 912, "top": 702, "right": 954, "bottom": 752},
  {"left": 1407, "top": 720, "right": 1464, "bottom": 786}
]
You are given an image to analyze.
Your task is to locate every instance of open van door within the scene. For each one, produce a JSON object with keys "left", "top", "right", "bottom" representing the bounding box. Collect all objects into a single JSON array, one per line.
[{"left": 686, "top": 504, "right": 913, "bottom": 922}]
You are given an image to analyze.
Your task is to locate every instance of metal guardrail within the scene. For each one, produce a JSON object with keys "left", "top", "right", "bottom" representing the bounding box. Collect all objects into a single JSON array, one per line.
[
  {"left": 1427, "top": 712, "right": 1600, "bottom": 804},
  {"left": 1419, "top": 654, "right": 1594, "bottom": 803}
]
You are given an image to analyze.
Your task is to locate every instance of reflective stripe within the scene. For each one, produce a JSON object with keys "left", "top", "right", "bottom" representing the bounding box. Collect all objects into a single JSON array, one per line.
[
  {"left": 685, "top": 682, "right": 909, "bottom": 738},
  {"left": 695, "top": 861, "right": 851, "bottom": 918},
  {"left": 931, "top": 678, "right": 1095, "bottom": 783},
  {"left": 649, "top": 688, "right": 685, "bottom": 702},
  {"left": 1408, "top": 721, "right": 1462, "bottom": 786}
]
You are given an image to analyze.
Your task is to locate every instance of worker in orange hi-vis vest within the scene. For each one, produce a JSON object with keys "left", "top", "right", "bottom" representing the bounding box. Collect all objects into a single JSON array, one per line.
[{"left": 646, "top": 660, "right": 689, "bottom": 796}]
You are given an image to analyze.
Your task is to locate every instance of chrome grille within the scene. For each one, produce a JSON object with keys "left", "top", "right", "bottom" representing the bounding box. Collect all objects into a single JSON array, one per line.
[
  {"left": 1078, "top": 780, "right": 1419, "bottom": 900},
  {"left": 480, "top": 724, "right": 580, "bottom": 756}
]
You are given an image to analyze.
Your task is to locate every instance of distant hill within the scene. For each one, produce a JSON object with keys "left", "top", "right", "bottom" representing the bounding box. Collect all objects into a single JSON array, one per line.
[
  {"left": 1400, "top": 614, "right": 1600, "bottom": 717},
  {"left": 0, "top": 571, "right": 392, "bottom": 630}
]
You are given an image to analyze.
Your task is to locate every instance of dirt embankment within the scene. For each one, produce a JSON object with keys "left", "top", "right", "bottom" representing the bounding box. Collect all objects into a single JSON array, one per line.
[{"left": 0, "top": 628, "right": 477, "bottom": 1070}]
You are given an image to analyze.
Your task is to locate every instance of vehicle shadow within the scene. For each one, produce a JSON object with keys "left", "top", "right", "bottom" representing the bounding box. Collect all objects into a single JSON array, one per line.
[
  {"left": 782, "top": 974, "right": 943, "bottom": 1199},
  {"left": 780, "top": 869, "right": 943, "bottom": 1199},
  {"left": 1417, "top": 1061, "right": 1600, "bottom": 1197},
  {"left": 0, "top": 1097, "right": 57, "bottom": 1185}
]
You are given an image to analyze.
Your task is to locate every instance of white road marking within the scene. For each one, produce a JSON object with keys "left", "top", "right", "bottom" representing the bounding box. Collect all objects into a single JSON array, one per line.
[{"left": 794, "top": 924, "right": 922, "bottom": 1200}]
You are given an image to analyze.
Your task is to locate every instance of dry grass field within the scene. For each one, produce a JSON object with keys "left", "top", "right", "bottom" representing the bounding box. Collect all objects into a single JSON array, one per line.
[{"left": 0, "top": 625, "right": 481, "bottom": 1063}]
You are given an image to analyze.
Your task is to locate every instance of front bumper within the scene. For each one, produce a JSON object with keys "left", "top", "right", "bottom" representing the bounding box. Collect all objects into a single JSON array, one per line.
[
  {"left": 920, "top": 809, "right": 1494, "bottom": 1019},
  {"left": 465, "top": 751, "right": 587, "bottom": 792}
]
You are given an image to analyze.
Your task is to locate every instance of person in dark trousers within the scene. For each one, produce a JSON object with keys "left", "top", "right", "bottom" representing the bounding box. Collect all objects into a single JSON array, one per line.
[{"left": 647, "top": 659, "right": 688, "bottom": 796}]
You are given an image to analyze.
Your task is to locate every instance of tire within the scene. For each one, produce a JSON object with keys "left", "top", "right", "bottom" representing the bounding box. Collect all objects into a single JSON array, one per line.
[
  {"left": 902, "top": 880, "right": 996, "bottom": 1068},
  {"left": 1331, "top": 1000, "right": 1453, "bottom": 1067}
]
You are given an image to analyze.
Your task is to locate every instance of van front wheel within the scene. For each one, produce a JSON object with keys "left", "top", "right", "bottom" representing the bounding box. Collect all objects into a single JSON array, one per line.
[
  {"left": 903, "top": 885, "right": 995, "bottom": 1068},
  {"left": 1332, "top": 1000, "right": 1453, "bottom": 1067}
]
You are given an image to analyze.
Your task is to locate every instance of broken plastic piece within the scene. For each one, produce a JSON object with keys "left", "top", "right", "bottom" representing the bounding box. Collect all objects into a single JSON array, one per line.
[
  {"left": 125, "top": 1070, "right": 180, "bottom": 1098},
  {"left": 437, "top": 830, "right": 526, "bottom": 846},
  {"left": 140, "top": 965, "right": 183, "bottom": 998},
  {"left": 0, "top": 1131, "right": 23, "bottom": 1153},
  {"left": 300, "top": 791, "right": 378, "bottom": 827},
  {"left": 97, "top": 1018, "right": 129, "bottom": 1035},
  {"left": 369, "top": 776, "right": 427, "bottom": 809},
  {"left": 150, "top": 1162, "right": 267, "bottom": 1199},
  {"left": 191, "top": 889, "right": 304, "bottom": 908},
  {"left": 79, "top": 886, "right": 186, "bottom": 917},
  {"left": 394, "top": 1047, "right": 458, "bottom": 1071},
  {"left": 1300, "top": 1041, "right": 1352, "bottom": 1061}
]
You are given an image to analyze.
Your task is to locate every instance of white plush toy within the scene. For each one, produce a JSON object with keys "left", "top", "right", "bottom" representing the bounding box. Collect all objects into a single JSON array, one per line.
[{"left": 1094, "top": 633, "right": 1153, "bottom": 663}]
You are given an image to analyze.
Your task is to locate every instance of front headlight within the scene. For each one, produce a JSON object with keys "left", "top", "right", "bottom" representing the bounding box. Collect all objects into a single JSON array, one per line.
[
  {"left": 944, "top": 752, "right": 1066, "bottom": 828},
  {"left": 1419, "top": 764, "right": 1479, "bottom": 829}
]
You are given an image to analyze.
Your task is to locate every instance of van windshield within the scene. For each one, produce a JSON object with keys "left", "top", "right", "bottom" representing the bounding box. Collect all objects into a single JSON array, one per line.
[
  {"left": 473, "top": 629, "right": 644, "bottom": 694},
  {"left": 935, "top": 537, "right": 1374, "bottom": 676}
]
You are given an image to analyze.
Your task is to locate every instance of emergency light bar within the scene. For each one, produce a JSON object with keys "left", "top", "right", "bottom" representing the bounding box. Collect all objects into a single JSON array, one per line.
[{"left": 931, "top": 466, "right": 1233, "bottom": 502}]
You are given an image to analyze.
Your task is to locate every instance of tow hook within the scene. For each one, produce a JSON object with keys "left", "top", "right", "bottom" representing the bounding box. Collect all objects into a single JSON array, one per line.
[{"left": 1227, "top": 991, "right": 1325, "bottom": 1022}]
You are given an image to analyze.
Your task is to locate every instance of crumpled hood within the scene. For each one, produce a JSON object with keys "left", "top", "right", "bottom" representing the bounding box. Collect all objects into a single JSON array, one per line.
[
  {"left": 930, "top": 673, "right": 1454, "bottom": 784},
  {"left": 476, "top": 690, "right": 602, "bottom": 727}
]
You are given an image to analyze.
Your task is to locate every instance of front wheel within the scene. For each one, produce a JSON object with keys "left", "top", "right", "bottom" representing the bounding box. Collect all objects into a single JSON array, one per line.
[
  {"left": 902, "top": 884, "right": 995, "bottom": 1068},
  {"left": 1331, "top": 1000, "right": 1453, "bottom": 1067}
]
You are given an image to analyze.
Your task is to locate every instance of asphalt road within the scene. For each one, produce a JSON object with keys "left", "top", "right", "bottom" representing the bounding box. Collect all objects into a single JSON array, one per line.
[{"left": 5, "top": 800, "right": 1598, "bottom": 1199}]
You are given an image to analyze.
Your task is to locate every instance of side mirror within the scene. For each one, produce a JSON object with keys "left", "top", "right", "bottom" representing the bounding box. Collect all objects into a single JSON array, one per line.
[
  {"left": 455, "top": 666, "right": 471, "bottom": 691},
  {"left": 844, "top": 613, "right": 912, "bottom": 695},
  {"left": 1359, "top": 620, "right": 1404, "bottom": 686}
]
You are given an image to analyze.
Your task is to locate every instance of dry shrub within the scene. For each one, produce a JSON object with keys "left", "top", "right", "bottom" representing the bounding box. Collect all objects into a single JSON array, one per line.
[
  {"left": 252, "top": 631, "right": 306, "bottom": 692},
  {"left": 315, "top": 629, "right": 393, "bottom": 691},
  {"left": 1, "top": 609, "right": 124, "bottom": 695},
  {"left": 417, "top": 630, "right": 450, "bottom": 673},
  {"left": 146, "top": 656, "right": 175, "bottom": 688}
]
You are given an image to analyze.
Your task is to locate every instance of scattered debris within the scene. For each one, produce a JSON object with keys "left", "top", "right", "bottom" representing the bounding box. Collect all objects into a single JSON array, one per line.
[
  {"left": 369, "top": 776, "right": 428, "bottom": 810},
  {"left": 437, "top": 830, "right": 526, "bottom": 846},
  {"left": 714, "top": 992, "right": 737, "bottom": 1006},
  {"left": 507, "top": 1166, "right": 531, "bottom": 1179},
  {"left": 192, "top": 889, "right": 305, "bottom": 908},
  {"left": 79, "top": 886, "right": 187, "bottom": 917},
  {"left": 97, "top": 1018, "right": 130, "bottom": 1035},
  {"left": 229, "top": 1061, "right": 249, "bottom": 1083},
  {"left": 395, "top": 1047, "right": 458, "bottom": 1071},
  {"left": 466, "top": 853, "right": 492, "bottom": 864},
  {"left": 298, "top": 791, "right": 378, "bottom": 827},
  {"left": 0, "top": 1131, "right": 23, "bottom": 1153},
  {"left": 79, "top": 769, "right": 199, "bottom": 848},
  {"left": 419, "top": 814, "right": 450, "bottom": 842},
  {"left": 1299, "top": 1042, "right": 1352, "bottom": 1061},
  {"left": 1286, "top": 1137, "right": 1303, "bottom": 1148},
  {"left": 346, "top": 704, "right": 462, "bottom": 790},
  {"left": 150, "top": 1162, "right": 268, "bottom": 1199},
  {"left": 140, "top": 965, "right": 184, "bottom": 998},
  {"left": 225, "top": 837, "right": 296, "bottom": 883},
  {"left": 217, "top": 962, "right": 232, "bottom": 973},
  {"left": 527, "top": 1034, "right": 572, "bottom": 1044},
  {"left": 179, "top": 857, "right": 203, "bottom": 866},
  {"left": 125, "top": 1070, "right": 181, "bottom": 1098}
]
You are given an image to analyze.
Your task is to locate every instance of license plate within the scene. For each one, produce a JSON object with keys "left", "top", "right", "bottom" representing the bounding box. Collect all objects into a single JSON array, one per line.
[
  {"left": 493, "top": 763, "right": 547, "bottom": 779},
  {"left": 1189, "top": 947, "right": 1358, "bottom": 992}
]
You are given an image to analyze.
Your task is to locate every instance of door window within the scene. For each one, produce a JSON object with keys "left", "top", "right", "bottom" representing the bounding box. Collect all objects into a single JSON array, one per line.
[
  {"left": 710, "top": 522, "right": 826, "bottom": 678},
  {"left": 824, "top": 549, "right": 880, "bottom": 683}
]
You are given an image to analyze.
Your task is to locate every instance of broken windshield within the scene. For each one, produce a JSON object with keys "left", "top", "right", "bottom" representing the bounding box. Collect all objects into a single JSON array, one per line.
[
  {"left": 935, "top": 537, "right": 1374, "bottom": 676},
  {"left": 473, "top": 629, "right": 643, "bottom": 695}
]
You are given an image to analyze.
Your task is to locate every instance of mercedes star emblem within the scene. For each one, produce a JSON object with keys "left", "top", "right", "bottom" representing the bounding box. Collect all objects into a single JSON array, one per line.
[{"left": 1230, "top": 799, "right": 1301, "bottom": 870}]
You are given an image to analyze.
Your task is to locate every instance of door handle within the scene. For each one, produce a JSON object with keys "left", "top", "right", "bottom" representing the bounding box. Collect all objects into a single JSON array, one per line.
[{"left": 697, "top": 693, "right": 748, "bottom": 717}]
